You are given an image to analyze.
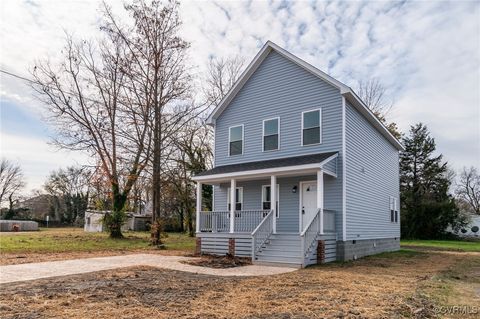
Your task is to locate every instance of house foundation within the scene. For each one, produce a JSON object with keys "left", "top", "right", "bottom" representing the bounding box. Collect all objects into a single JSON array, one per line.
[{"left": 336, "top": 238, "right": 400, "bottom": 261}]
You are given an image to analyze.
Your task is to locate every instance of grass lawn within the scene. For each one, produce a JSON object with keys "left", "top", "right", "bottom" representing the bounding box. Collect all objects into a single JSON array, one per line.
[
  {"left": 401, "top": 239, "right": 480, "bottom": 252},
  {"left": 1, "top": 248, "right": 478, "bottom": 318},
  {"left": 0, "top": 227, "right": 195, "bottom": 255}
]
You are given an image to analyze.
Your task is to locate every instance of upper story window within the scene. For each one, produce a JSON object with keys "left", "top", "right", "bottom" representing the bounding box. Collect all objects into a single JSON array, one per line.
[
  {"left": 229, "top": 125, "right": 244, "bottom": 156},
  {"left": 263, "top": 117, "right": 280, "bottom": 151},
  {"left": 302, "top": 109, "right": 322, "bottom": 146}
]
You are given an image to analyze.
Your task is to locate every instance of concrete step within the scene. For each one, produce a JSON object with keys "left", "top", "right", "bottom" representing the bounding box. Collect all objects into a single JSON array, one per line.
[{"left": 267, "top": 239, "right": 301, "bottom": 245}]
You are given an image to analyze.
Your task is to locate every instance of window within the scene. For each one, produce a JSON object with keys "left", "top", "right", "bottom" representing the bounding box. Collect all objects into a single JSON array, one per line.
[
  {"left": 262, "top": 185, "right": 279, "bottom": 217},
  {"left": 229, "top": 125, "right": 244, "bottom": 156},
  {"left": 390, "top": 197, "right": 398, "bottom": 223},
  {"left": 302, "top": 109, "right": 321, "bottom": 145},
  {"left": 227, "top": 187, "right": 243, "bottom": 210},
  {"left": 263, "top": 118, "right": 279, "bottom": 151}
]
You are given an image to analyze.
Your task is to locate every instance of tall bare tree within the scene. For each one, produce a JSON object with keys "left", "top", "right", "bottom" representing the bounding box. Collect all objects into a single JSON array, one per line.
[
  {"left": 357, "top": 78, "right": 401, "bottom": 139},
  {"left": 102, "top": 0, "right": 200, "bottom": 245},
  {"left": 456, "top": 166, "right": 480, "bottom": 215},
  {"left": 0, "top": 159, "right": 25, "bottom": 210},
  {"left": 32, "top": 26, "right": 153, "bottom": 237}
]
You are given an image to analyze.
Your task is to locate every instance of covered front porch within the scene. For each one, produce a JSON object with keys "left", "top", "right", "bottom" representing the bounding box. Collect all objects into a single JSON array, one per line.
[{"left": 192, "top": 152, "right": 339, "bottom": 266}]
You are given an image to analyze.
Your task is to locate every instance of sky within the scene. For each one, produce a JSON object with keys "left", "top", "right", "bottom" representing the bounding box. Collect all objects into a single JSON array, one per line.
[{"left": 0, "top": 0, "right": 479, "bottom": 193}]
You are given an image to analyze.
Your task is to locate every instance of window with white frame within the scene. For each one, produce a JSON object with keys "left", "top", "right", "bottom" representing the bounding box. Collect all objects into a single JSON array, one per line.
[
  {"left": 227, "top": 187, "right": 243, "bottom": 210},
  {"left": 229, "top": 125, "right": 243, "bottom": 156},
  {"left": 262, "top": 185, "right": 279, "bottom": 217},
  {"left": 302, "top": 109, "right": 322, "bottom": 146},
  {"left": 263, "top": 118, "right": 279, "bottom": 151},
  {"left": 390, "top": 197, "right": 398, "bottom": 223}
]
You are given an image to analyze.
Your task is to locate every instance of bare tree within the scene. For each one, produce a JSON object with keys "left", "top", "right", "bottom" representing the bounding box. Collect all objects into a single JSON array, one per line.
[
  {"left": 0, "top": 159, "right": 25, "bottom": 210},
  {"left": 204, "top": 56, "right": 245, "bottom": 106},
  {"left": 357, "top": 78, "right": 401, "bottom": 139},
  {"left": 44, "top": 166, "right": 91, "bottom": 223},
  {"left": 102, "top": 0, "right": 204, "bottom": 245},
  {"left": 31, "top": 26, "right": 153, "bottom": 237},
  {"left": 456, "top": 167, "right": 480, "bottom": 215}
]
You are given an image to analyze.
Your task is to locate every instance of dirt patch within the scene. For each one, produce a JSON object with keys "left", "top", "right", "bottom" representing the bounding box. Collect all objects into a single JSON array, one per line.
[
  {"left": 0, "top": 249, "right": 189, "bottom": 266},
  {"left": 0, "top": 250, "right": 478, "bottom": 319},
  {"left": 182, "top": 255, "right": 251, "bottom": 268}
]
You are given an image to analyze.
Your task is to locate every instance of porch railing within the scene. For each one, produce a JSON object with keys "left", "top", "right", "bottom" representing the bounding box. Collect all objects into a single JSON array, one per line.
[
  {"left": 300, "top": 208, "right": 322, "bottom": 260},
  {"left": 251, "top": 209, "right": 274, "bottom": 260},
  {"left": 199, "top": 211, "right": 230, "bottom": 232},
  {"left": 234, "top": 210, "right": 270, "bottom": 233},
  {"left": 300, "top": 209, "right": 337, "bottom": 261}
]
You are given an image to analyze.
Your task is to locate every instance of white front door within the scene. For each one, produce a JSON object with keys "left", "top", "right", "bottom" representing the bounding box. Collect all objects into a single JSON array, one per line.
[{"left": 301, "top": 181, "right": 318, "bottom": 231}]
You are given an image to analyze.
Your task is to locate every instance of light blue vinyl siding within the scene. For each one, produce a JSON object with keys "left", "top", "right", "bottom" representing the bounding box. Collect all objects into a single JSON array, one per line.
[
  {"left": 214, "top": 50, "right": 343, "bottom": 165},
  {"left": 345, "top": 102, "right": 400, "bottom": 240},
  {"left": 213, "top": 174, "right": 340, "bottom": 234},
  {"left": 212, "top": 50, "right": 345, "bottom": 238}
]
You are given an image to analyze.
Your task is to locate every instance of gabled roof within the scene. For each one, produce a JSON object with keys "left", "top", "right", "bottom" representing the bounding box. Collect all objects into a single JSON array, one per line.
[{"left": 206, "top": 41, "right": 404, "bottom": 151}]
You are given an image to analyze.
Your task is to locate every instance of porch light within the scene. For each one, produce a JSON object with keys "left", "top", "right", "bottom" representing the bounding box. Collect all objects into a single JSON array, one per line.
[{"left": 292, "top": 185, "right": 297, "bottom": 193}]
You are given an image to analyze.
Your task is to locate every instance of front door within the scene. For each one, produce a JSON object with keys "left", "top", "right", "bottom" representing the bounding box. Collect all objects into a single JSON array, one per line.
[{"left": 301, "top": 181, "right": 317, "bottom": 231}]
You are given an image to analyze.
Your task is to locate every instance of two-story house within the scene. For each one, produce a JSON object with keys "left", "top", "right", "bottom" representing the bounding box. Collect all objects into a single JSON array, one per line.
[{"left": 193, "top": 41, "right": 403, "bottom": 268}]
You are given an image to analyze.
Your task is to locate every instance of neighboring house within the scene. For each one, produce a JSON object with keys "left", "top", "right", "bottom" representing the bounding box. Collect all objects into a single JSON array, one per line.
[{"left": 193, "top": 41, "right": 404, "bottom": 268}]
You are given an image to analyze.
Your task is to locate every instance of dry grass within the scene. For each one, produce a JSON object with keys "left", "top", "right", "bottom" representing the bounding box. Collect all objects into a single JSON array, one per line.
[
  {"left": 0, "top": 227, "right": 195, "bottom": 265},
  {"left": 1, "top": 249, "right": 478, "bottom": 319}
]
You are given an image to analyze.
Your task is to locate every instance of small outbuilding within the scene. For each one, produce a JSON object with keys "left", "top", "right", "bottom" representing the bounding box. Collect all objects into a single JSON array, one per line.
[{"left": 84, "top": 210, "right": 151, "bottom": 232}]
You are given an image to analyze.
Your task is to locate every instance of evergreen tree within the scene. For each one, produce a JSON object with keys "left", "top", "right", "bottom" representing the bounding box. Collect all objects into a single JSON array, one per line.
[{"left": 400, "top": 123, "right": 465, "bottom": 238}]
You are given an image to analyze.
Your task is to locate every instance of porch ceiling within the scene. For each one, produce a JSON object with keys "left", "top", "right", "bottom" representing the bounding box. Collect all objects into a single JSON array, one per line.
[{"left": 193, "top": 152, "right": 338, "bottom": 184}]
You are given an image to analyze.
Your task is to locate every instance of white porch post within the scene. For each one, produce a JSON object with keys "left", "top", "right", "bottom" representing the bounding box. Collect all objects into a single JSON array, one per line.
[
  {"left": 271, "top": 175, "right": 277, "bottom": 233},
  {"left": 317, "top": 170, "right": 324, "bottom": 234},
  {"left": 230, "top": 179, "right": 236, "bottom": 233},
  {"left": 196, "top": 182, "right": 202, "bottom": 233}
]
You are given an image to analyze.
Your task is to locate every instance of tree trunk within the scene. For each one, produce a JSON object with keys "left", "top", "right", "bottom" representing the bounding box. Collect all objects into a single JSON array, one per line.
[{"left": 107, "top": 184, "right": 127, "bottom": 238}]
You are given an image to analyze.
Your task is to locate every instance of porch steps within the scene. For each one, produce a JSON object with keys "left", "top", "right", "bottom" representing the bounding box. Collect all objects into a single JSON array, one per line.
[{"left": 254, "top": 233, "right": 304, "bottom": 267}]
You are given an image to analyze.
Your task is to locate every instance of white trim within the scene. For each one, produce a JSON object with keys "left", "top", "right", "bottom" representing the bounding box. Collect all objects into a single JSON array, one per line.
[
  {"left": 262, "top": 117, "right": 280, "bottom": 152},
  {"left": 342, "top": 96, "right": 347, "bottom": 241},
  {"left": 301, "top": 108, "right": 322, "bottom": 146},
  {"left": 205, "top": 41, "right": 404, "bottom": 151},
  {"left": 228, "top": 124, "right": 244, "bottom": 157},
  {"left": 299, "top": 180, "right": 317, "bottom": 233},
  {"left": 261, "top": 184, "right": 280, "bottom": 218},
  {"left": 317, "top": 170, "right": 324, "bottom": 235},
  {"left": 193, "top": 153, "right": 339, "bottom": 182},
  {"left": 229, "top": 180, "right": 237, "bottom": 233},
  {"left": 196, "top": 182, "right": 202, "bottom": 233}
]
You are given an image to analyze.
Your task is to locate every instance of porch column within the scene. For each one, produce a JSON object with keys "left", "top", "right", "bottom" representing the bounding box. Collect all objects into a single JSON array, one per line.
[
  {"left": 230, "top": 179, "right": 236, "bottom": 233},
  {"left": 317, "top": 170, "right": 324, "bottom": 234},
  {"left": 196, "top": 182, "right": 202, "bottom": 233},
  {"left": 271, "top": 175, "right": 277, "bottom": 234}
]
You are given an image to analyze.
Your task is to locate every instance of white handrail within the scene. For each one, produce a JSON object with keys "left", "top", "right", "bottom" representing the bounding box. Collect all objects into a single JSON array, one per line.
[
  {"left": 300, "top": 208, "right": 322, "bottom": 261},
  {"left": 251, "top": 210, "right": 274, "bottom": 260}
]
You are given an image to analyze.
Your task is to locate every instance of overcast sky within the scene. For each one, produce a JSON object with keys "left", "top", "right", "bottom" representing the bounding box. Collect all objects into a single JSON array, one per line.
[{"left": 0, "top": 0, "right": 479, "bottom": 193}]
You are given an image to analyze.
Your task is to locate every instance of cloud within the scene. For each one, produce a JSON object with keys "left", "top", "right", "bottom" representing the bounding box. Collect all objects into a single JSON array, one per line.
[{"left": 0, "top": 0, "right": 479, "bottom": 192}]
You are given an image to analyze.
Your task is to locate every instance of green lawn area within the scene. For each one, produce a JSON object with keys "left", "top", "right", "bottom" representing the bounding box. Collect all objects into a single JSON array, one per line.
[
  {"left": 0, "top": 227, "right": 195, "bottom": 254},
  {"left": 401, "top": 239, "right": 480, "bottom": 252}
]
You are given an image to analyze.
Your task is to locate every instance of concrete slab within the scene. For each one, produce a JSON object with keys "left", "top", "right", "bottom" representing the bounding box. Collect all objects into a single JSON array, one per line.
[{"left": 0, "top": 254, "right": 297, "bottom": 284}]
